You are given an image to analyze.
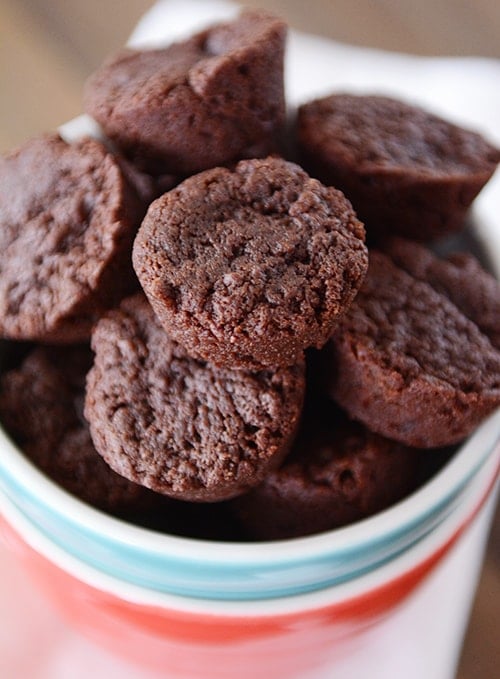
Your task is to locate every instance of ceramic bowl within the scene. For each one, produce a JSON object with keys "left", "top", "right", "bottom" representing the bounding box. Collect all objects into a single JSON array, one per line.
[{"left": 0, "top": 2, "right": 499, "bottom": 677}]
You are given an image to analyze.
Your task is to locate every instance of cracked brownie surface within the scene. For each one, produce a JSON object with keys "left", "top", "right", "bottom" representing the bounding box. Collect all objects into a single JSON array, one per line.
[
  {"left": 85, "top": 294, "right": 306, "bottom": 501},
  {"left": 384, "top": 237, "right": 500, "bottom": 351},
  {"left": 0, "top": 134, "right": 142, "bottom": 342},
  {"left": 326, "top": 251, "right": 500, "bottom": 447},
  {"left": 133, "top": 157, "right": 368, "bottom": 369}
]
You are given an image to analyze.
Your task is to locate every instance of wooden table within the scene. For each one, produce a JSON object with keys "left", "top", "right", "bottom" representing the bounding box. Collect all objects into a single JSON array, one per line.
[{"left": 1, "top": 2, "right": 499, "bottom": 678}]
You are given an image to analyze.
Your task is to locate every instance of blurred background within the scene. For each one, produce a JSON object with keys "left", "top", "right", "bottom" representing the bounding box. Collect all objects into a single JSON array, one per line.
[
  {"left": 2, "top": 0, "right": 500, "bottom": 150},
  {"left": 1, "top": 1, "right": 499, "bottom": 678}
]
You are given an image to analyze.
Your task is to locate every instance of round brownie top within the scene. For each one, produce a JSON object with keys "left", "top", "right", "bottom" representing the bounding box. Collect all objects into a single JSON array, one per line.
[
  {"left": 383, "top": 237, "right": 500, "bottom": 351},
  {"left": 84, "top": 10, "right": 286, "bottom": 174},
  {"left": 298, "top": 94, "right": 500, "bottom": 179},
  {"left": 232, "top": 402, "right": 418, "bottom": 540},
  {"left": 85, "top": 294, "right": 306, "bottom": 502},
  {"left": 133, "top": 157, "right": 368, "bottom": 369},
  {"left": 327, "top": 251, "right": 500, "bottom": 447},
  {"left": 0, "top": 345, "right": 154, "bottom": 514},
  {"left": 0, "top": 133, "right": 141, "bottom": 343},
  {"left": 339, "top": 252, "right": 499, "bottom": 391}
]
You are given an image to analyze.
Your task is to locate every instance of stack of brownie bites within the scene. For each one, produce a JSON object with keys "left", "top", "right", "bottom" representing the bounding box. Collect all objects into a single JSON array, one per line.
[{"left": 1, "top": 10, "right": 500, "bottom": 540}]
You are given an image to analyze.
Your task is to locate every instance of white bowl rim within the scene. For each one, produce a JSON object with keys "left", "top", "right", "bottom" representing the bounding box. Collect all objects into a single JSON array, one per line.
[
  {"left": 0, "top": 407, "right": 498, "bottom": 565},
  {"left": 0, "top": 441, "right": 497, "bottom": 617}
]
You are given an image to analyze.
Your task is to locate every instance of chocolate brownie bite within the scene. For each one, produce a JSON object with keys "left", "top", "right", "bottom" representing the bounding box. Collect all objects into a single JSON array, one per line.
[
  {"left": 231, "top": 402, "right": 419, "bottom": 540},
  {"left": 297, "top": 94, "right": 500, "bottom": 242},
  {"left": 84, "top": 10, "right": 287, "bottom": 175},
  {"left": 133, "top": 157, "right": 368, "bottom": 370},
  {"left": 325, "top": 252, "right": 500, "bottom": 448},
  {"left": 384, "top": 237, "right": 500, "bottom": 350},
  {"left": 0, "top": 133, "right": 143, "bottom": 343},
  {"left": 84, "top": 294, "right": 306, "bottom": 502},
  {"left": 0, "top": 345, "right": 156, "bottom": 514}
]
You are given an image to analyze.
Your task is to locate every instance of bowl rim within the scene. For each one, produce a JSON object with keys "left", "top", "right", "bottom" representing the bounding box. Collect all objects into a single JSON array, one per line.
[
  {"left": 0, "top": 440, "right": 498, "bottom": 616},
  {"left": 0, "top": 408, "right": 498, "bottom": 566}
]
